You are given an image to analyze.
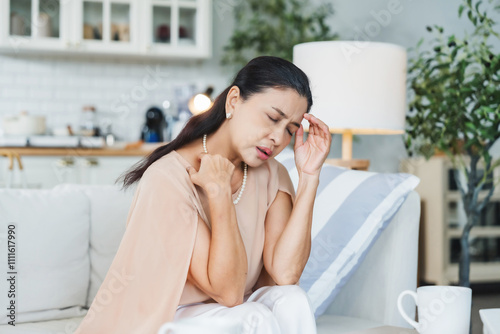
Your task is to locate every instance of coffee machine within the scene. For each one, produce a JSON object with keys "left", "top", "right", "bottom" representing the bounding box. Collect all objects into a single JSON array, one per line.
[{"left": 140, "top": 106, "right": 167, "bottom": 142}]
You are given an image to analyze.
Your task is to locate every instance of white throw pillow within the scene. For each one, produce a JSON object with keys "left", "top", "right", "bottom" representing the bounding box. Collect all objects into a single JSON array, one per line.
[
  {"left": 54, "top": 184, "right": 135, "bottom": 306},
  {"left": 0, "top": 187, "right": 90, "bottom": 324},
  {"left": 275, "top": 149, "right": 420, "bottom": 318}
]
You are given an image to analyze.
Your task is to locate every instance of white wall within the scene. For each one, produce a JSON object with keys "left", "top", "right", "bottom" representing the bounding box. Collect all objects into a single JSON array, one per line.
[
  {"left": 324, "top": 0, "right": 500, "bottom": 172},
  {"left": 0, "top": 0, "right": 498, "bottom": 172}
]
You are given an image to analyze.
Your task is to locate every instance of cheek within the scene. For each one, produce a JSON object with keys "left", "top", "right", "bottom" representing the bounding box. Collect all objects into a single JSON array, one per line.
[
  {"left": 236, "top": 124, "right": 263, "bottom": 147},
  {"left": 283, "top": 137, "right": 292, "bottom": 148}
]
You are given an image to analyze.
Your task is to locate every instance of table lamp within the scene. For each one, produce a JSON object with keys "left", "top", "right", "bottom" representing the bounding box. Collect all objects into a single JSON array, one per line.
[{"left": 293, "top": 41, "right": 407, "bottom": 170}]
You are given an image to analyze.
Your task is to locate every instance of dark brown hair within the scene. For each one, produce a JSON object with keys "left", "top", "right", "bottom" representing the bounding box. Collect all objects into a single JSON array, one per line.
[{"left": 117, "top": 56, "right": 313, "bottom": 190}]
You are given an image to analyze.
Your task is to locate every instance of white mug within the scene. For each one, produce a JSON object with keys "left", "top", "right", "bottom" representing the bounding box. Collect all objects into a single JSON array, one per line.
[
  {"left": 397, "top": 286, "right": 471, "bottom": 334},
  {"left": 157, "top": 317, "right": 242, "bottom": 334}
]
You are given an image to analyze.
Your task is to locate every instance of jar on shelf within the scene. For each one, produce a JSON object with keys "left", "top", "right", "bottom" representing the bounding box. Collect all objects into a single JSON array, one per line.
[{"left": 80, "top": 105, "right": 97, "bottom": 136}]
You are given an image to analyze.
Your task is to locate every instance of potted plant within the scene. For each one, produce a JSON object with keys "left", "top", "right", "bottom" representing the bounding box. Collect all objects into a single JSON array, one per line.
[
  {"left": 404, "top": 0, "right": 500, "bottom": 288},
  {"left": 221, "top": 0, "right": 338, "bottom": 67}
]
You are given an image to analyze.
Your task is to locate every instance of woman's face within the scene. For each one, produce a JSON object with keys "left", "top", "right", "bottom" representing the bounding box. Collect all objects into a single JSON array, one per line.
[{"left": 226, "top": 86, "right": 308, "bottom": 167}]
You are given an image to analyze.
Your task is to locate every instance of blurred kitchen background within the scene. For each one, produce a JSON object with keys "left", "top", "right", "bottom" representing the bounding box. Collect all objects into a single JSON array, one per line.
[{"left": 1, "top": 0, "right": 499, "bottom": 171}]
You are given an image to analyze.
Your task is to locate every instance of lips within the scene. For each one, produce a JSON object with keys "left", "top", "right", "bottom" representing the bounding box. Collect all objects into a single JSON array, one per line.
[{"left": 257, "top": 146, "right": 272, "bottom": 156}]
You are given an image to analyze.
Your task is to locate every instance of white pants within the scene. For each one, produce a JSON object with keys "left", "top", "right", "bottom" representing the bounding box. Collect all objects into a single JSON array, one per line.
[{"left": 174, "top": 285, "right": 317, "bottom": 334}]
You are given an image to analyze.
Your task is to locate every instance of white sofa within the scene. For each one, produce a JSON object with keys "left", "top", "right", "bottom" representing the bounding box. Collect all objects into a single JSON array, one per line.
[{"left": 0, "top": 182, "right": 419, "bottom": 334}]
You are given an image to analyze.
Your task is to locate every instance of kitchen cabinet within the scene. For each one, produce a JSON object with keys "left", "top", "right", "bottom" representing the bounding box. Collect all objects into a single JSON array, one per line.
[
  {"left": 72, "top": 0, "right": 140, "bottom": 54},
  {"left": 400, "top": 155, "right": 500, "bottom": 284},
  {"left": 141, "top": 0, "right": 211, "bottom": 58},
  {"left": 0, "top": 0, "right": 72, "bottom": 51},
  {"left": 0, "top": 155, "right": 142, "bottom": 188},
  {"left": 0, "top": 0, "right": 212, "bottom": 59}
]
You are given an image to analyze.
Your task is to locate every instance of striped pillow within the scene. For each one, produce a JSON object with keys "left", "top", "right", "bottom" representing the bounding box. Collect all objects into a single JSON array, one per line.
[{"left": 275, "top": 148, "right": 420, "bottom": 318}]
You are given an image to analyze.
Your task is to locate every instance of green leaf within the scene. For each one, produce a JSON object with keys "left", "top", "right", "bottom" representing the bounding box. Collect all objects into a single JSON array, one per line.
[
  {"left": 417, "top": 37, "right": 424, "bottom": 48},
  {"left": 468, "top": 10, "right": 475, "bottom": 24},
  {"left": 475, "top": 1, "right": 482, "bottom": 13},
  {"left": 465, "top": 122, "right": 476, "bottom": 131},
  {"left": 459, "top": 4, "right": 465, "bottom": 17},
  {"left": 222, "top": 0, "right": 339, "bottom": 66}
]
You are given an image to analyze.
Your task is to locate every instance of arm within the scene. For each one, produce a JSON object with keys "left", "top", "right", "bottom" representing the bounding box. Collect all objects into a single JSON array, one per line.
[
  {"left": 263, "top": 112, "right": 330, "bottom": 285},
  {"left": 187, "top": 170, "right": 248, "bottom": 307},
  {"left": 262, "top": 172, "right": 319, "bottom": 285}
]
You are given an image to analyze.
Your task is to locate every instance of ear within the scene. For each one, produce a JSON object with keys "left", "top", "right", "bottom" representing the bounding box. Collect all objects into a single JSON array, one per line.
[{"left": 225, "top": 86, "right": 240, "bottom": 114}]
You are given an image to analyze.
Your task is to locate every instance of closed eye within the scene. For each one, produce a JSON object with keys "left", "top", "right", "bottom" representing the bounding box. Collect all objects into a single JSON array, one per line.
[{"left": 267, "top": 115, "right": 292, "bottom": 136}]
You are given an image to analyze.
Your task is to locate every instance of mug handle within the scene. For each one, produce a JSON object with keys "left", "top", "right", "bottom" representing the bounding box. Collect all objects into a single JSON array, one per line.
[{"left": 397, "top": 290, "right": 420, "bottom": 329}]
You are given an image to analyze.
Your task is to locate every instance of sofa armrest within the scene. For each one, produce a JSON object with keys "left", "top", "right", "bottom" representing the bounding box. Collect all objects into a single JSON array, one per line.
[{"left": 322, "top": 190, "right": 420, "bottom": 328}]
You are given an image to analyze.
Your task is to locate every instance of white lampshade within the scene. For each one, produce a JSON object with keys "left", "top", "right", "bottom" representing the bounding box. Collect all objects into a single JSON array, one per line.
[{"left": 293, "top": 41, "right": 407, "bottom": 134}]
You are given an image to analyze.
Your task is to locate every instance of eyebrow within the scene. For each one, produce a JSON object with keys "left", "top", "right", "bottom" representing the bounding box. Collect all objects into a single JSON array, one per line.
[{"left": 272, "top": 107, "right": 301, "bottom": 128}]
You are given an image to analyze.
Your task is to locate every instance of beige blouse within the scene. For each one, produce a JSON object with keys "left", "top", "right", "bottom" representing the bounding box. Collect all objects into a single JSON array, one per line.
[{"left": 74, "top": 149, "right": 296, "bottom": 334}]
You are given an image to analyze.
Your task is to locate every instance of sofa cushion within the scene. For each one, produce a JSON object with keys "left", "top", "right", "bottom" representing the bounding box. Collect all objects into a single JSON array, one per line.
[
  {"left": 53, "top": 184, "right": 135, "bottom": 307},
  {"left": 275, "top": 148, "right": 420, "bottom": 318},
  {"left": 0, "top": 187, "right": 90, "bottom": 325},
  {"left": 0, "top": 316, "right": 85, "bottom": 334},
  {"left": 316, "top": 314, "right": 385, "bottom": 334}
]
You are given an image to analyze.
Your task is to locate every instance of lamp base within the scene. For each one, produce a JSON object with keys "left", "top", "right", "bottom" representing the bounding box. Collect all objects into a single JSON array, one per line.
[{"left": 325, "top": 159, "right": 370, "bottom": 171}]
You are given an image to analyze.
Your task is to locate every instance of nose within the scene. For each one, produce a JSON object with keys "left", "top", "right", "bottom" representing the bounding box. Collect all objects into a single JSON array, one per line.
[{"left": 269, "top": 128, "right": 284, "bottom": 147}]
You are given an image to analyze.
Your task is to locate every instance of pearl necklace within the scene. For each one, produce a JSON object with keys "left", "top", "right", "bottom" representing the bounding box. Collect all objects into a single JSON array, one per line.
[{"left": 202, "top": 134, "right": 247, "bottom": 205}]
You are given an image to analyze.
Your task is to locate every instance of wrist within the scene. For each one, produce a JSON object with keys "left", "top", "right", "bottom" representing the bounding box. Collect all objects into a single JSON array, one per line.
[
  {"left": 298, "top": 171, "right": 320, "bottom": 184},
  {"left": 204, "top": 182, "right": 232, "bottom": 201},
  {"left": 297, "top": 172, "right": 319, "bottom": 196}
]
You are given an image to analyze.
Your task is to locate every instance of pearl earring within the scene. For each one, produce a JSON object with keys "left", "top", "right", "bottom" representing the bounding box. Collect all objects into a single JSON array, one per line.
[{"left": 226, "top": 112, "right": 232, "bottom": 119}]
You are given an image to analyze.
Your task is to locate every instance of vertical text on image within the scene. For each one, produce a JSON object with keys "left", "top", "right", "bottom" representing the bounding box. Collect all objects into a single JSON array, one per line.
[{"left": 6, "top": 224, "right": 17, "bottom": 326}]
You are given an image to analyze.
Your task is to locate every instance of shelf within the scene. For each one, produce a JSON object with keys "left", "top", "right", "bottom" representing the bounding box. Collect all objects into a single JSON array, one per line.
[
  {"left": 0, "top": 142, "right": 165, "bottom": 156},
  {"left": 179, "top": 1, "right": 197, "bottom": 9},
  {"left": 446, "top": 263, "right": 500, "bottom": 283},
  {"left": 446, "top": 191, "right": 500, "bottom": 202},
  {"left": 401, "top": 155, "right": 500, "bottom": 284},
  {"left": 448, "top": 227, "right": 500, "bottom": 238}
]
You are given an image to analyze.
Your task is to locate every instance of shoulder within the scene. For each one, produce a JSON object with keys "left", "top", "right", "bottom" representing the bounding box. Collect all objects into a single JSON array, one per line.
[
  {"left": 260, "top": 157, "right": 290, "bottom": 181},
  {"left": 263, "top": 157, "right": 296, "bottom": 207},
  {"left": 148, "top": 150, "right": 184, "bottom": 171},
  {"left": 140, "top": 152, "right": 192, "bottom": 191},
  {"left": 259, "top": 157, "right": 293, "bottom": 191},
  {"left": 256, "top": 157, "right": 282, "bottom": 174}
]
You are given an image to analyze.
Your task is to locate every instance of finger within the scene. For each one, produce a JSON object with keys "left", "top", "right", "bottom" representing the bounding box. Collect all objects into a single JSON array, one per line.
[
  {"left": 198, "top": 152, "right": 208, "bottom": 162},
  {"left": 310, "top": 121, "right": 315, "bottom": 136},
  {"left": 294, "top": 123, "right": 303, "bottom": 151},
  {"left": 306, "top": 114, "right": 324, "bottom": 129},
  {"left": 186, "top": 166, "right": 195, "bottom": 175},
  {"left": 308, "top": 115, "right": 327, "bottom": 141},
  {"left": 317, "top": 121, "right": 329, "bottom": 139},
  {"left": 310, "top": 115, "right": 330, "bottom": 137},
  {"left": 314, "top": 122, "right": 326, "bottom": 141}
]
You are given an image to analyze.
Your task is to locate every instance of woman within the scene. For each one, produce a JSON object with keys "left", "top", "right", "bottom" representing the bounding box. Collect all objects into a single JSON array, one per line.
[{"left": 74, "top": 56, "right": 331, "bottom": 334}]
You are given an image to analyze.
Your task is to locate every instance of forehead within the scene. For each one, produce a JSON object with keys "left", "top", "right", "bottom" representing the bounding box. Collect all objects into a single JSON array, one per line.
[{"left": 247, "top": 87, "right": 307, "bottom": 119}]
